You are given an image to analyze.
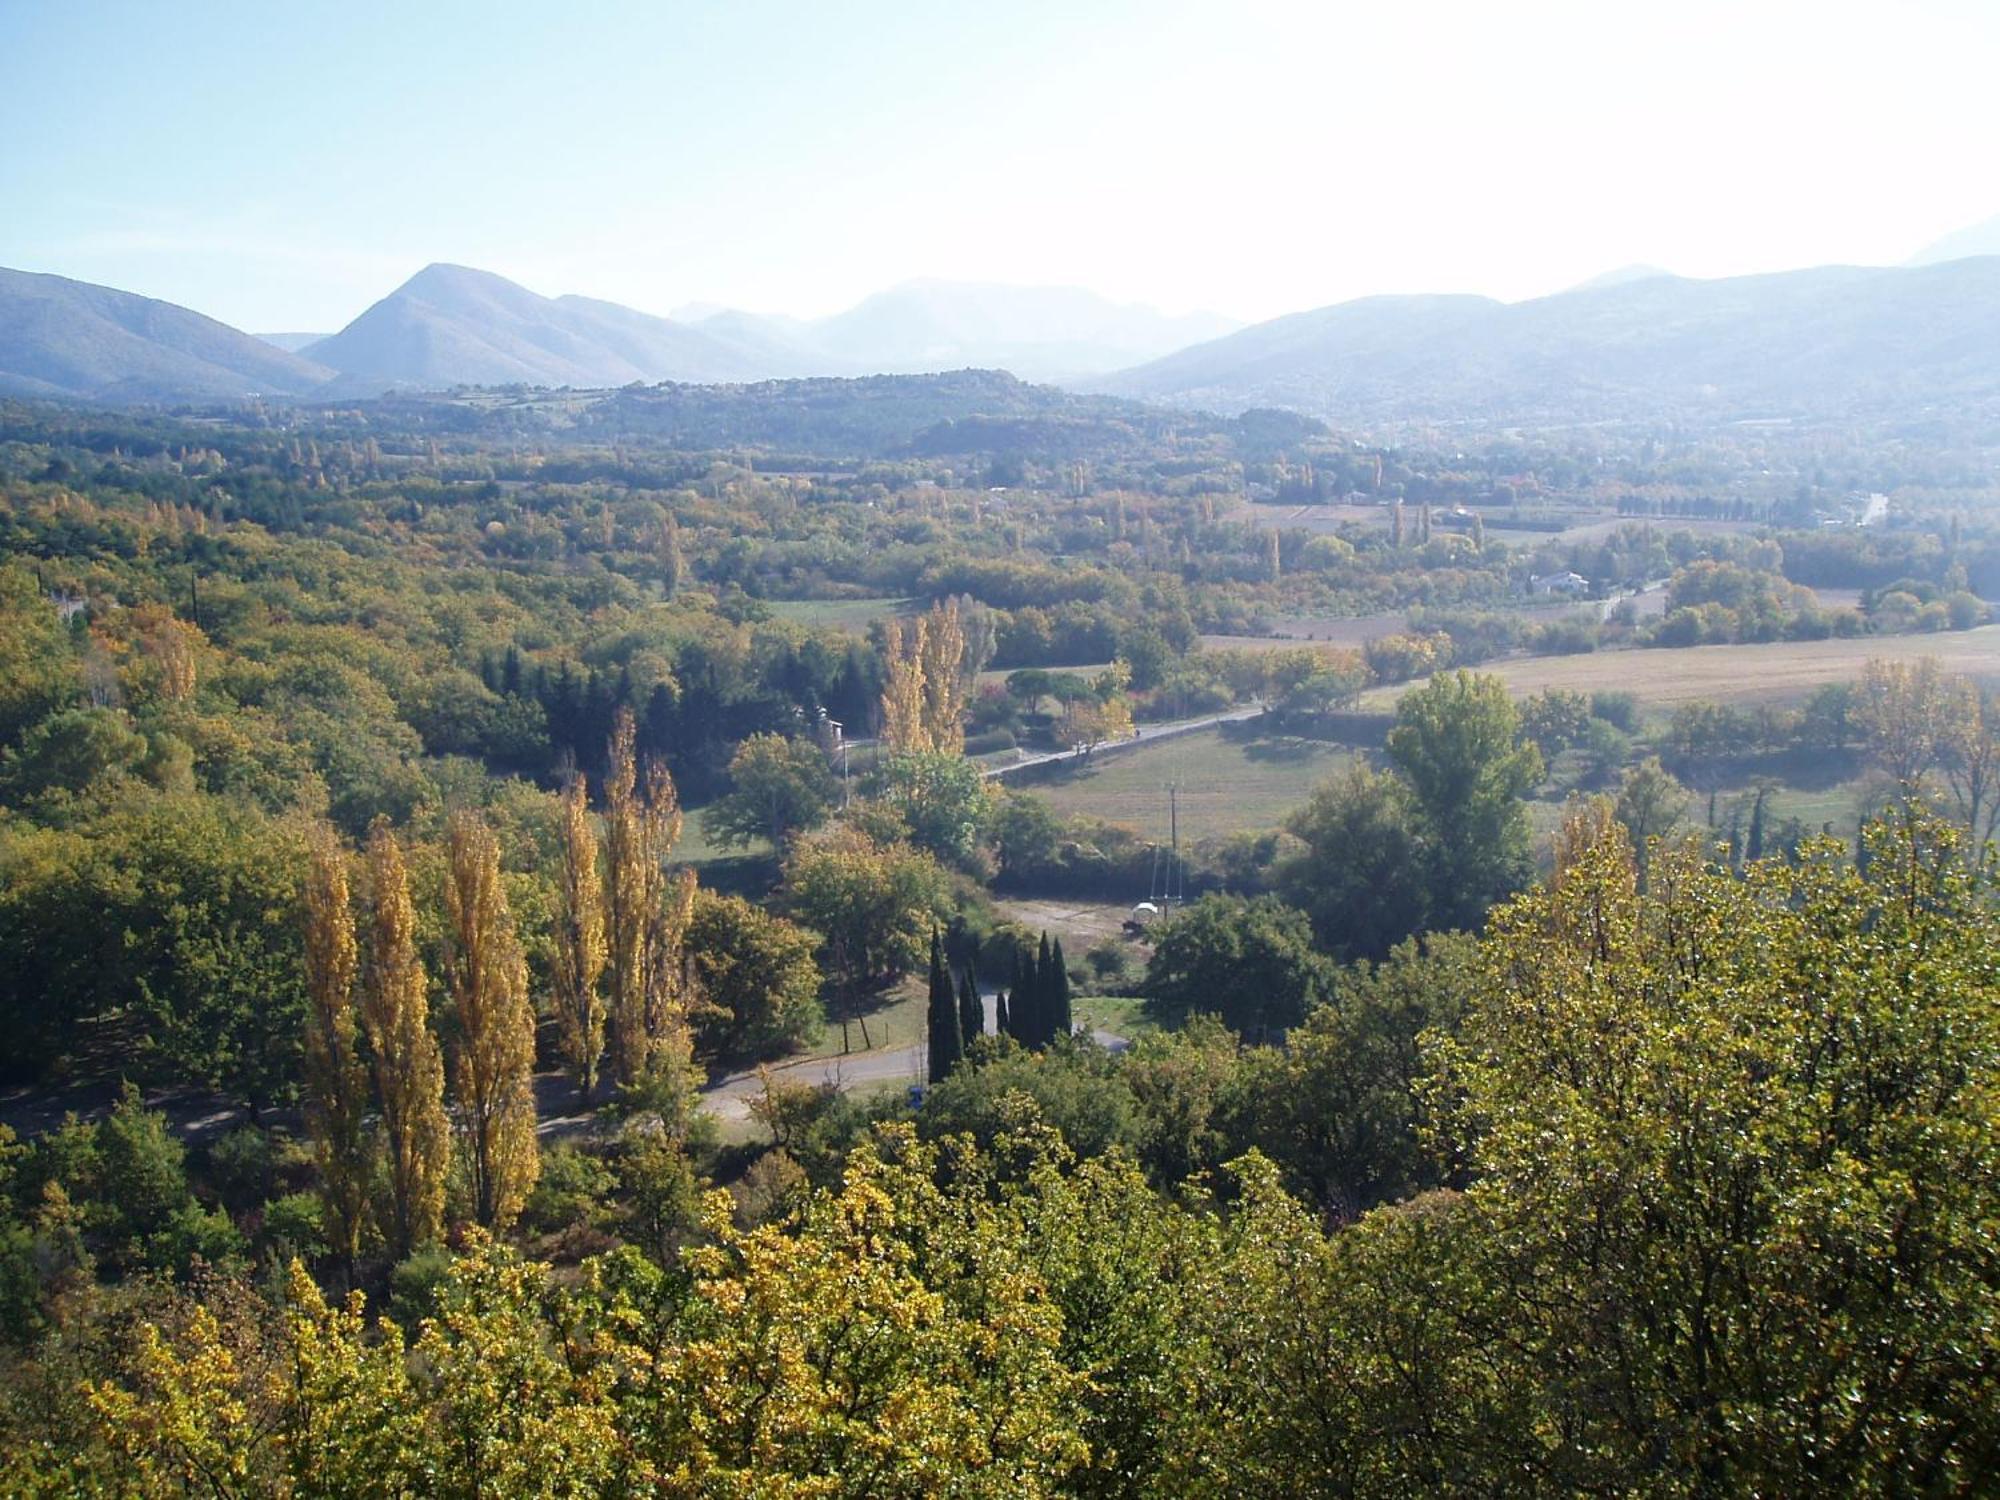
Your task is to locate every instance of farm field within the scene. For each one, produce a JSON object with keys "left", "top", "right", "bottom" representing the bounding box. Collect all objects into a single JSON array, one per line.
[
  {"left": 1031, "top": 726, "right": 1352, "bottom": 840},
  {"left": 1361, "top": 626, "right": 2000, "bottom": 710},
  {"left": 763, "top": 597, "right": 908, "bottom": 633}
]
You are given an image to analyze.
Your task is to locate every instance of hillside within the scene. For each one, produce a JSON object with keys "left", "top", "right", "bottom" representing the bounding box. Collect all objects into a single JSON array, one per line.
[
  {"left": 302, "top": 264, "right": 779, "bottom": 392},
  {"left": 1099, "top": 258, "right": 2000, "bottom": 427},
  {"left": 0, "top": 267, "right": 333, "bottom": 403}
]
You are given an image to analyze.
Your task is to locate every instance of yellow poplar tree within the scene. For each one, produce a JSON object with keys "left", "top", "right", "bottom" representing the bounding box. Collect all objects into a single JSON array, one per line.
[
  {"left": 604, "top": 711, "right": 694, "bottom": 1091},
  {"left": 302, "top": 824, "right": 372, "bottom": 1275},
  {"left": 554, "top": 775, "right": 607, "bottom": 1099},
  {"left": 879, "top": 615, "right": 932, "bottom": 753},
  {"left": 918, "top": 597, "right": 969, "bottom": 755},
  {"left": 362, "top": 822, "right": 448, "bottom": 1254},
  {"left": 443, "top": 811, "right": 540, "bottom": 1231}
]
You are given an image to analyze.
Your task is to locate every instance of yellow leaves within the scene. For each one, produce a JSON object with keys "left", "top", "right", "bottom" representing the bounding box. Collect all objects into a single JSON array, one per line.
[
  {"left": 443, "top": 809, "right": 539, "bottom": 1230},
  {"left": 86, "top": 1308, "right": 254, "bottom": 1497},
  {"left": 881, "top": 599, "right": 973, "bottom": 755}
]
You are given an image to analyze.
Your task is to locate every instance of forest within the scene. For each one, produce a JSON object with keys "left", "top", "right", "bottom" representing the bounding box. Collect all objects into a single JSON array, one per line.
[{"left": 0, "top": 384, "right": 1996, "bottom": 1495}]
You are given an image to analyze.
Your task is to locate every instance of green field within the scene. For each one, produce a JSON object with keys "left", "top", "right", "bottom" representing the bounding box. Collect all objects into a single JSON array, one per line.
[
  {"left": 763, "top": 597, "right": 909, "bottom": 634},
  {"left": 1033, "top": 727, "right": 1352, "bottom": 840}
]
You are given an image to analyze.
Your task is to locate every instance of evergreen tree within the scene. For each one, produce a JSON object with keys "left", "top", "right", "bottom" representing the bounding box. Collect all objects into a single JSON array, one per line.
[
  {"left": 926, "top": 930, "right": 962, "bottom": 1084},
  {"left": 956, "top": 958, "right": 982, "bottom": 1047},
  {"left": 1049, "top": 938, "right": 1072, "bottom": 1041},
  {"left": 995, "top": 988, "right": 1010, "bottom": 1039}
]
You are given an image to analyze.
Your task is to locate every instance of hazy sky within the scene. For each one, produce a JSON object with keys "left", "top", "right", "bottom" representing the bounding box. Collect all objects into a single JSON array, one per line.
[{"left": 3, "top": 0, "right": 1997, "bottom": 332}]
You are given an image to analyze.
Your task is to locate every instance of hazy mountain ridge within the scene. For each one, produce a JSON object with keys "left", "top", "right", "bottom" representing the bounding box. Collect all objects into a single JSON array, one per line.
[
  {"left": 0, "top": 268, "right": 333, "bottom": 402},
  {"left": 1098, "top": 258, "right": 2000, "bottom": 426},
  {"left": 299, "top": 264, "right": 777, "bottom": 392}
]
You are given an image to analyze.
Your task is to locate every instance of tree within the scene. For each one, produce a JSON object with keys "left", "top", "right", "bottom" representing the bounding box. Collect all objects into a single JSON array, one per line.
[
  {"left": 1049, "top": 937, "right": 1073, "bottom": 1041},
  {"left": 704, "top": 733, "right": 838, "bottom": 850},
  {"left": 1420, "top": 804, "right": 2000, "bottom": 1490},
  {"left": 1143, "top": 894, "right": 1331, "bottom": 1041},
  {"left": 441, "top": 811, "right": 539, "bottom": 1232},
  {"left": 926, "top": 930, "right": 963, "bottom": 1085},
  {"left": 1612, "top": 755, "right": 1689, "bottom": 886},
  {"left": 603, "top": 709, "right": 691, "bottom": 1090},
  {"left": 779, "top": 825, "right": 952, "bottom": 1052},
  {"left": 917, "top": 597, "right": 970, "bottom": 754},
  {"left": 1277, "top": 764, "right": 1430, "bottom": 961},
  {"left": 301, "top": 824, "right": 371, "bottom": 1277},
  {"left": 1939, "top": 676, "right": 2000, "bottom": 850},
  {"left": 878, "top": 615, "right": 931, "bottom": 753},
  {"left": 685, "top": 889, "right": 823, "bottom": 1063},
  {"left": 956, "top": 956, "right": 983, "bottom": 1047},
  {"left": 1385, "top": 671, "right": 1541, "bottom": 932},
  {"left": 552, "top": 775, "right": 607, "bottom": 1100},
  {"left": 362, "top": 822, "right": 447, "bottom": 1255},
  {"left": 1225, "top": 934, "right": 1480, "bottom": 1218},
  {"left": 1855, "top": 656, "right": 1951, "bottom": 787},
  {"left": 872, "top": 750, "right": 995, "bottom": 866}
]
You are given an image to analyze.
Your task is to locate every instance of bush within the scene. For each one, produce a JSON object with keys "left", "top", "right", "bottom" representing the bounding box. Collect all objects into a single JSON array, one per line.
[
  {"left": 1590, "top": 691, "right": 1641, "bottom": 733},
  {"left": 963, "top": 728, "right": 1018, "bottom": 756},
  {"left": 258, "top": 1192, "right": 327, "bottom": 1261},
  {"left": 520, "top": 1144, "right": 617, "bottom": 1236}
]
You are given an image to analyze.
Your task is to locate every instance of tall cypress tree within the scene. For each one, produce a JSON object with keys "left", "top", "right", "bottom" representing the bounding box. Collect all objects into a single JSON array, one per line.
[
  {"left": 956, "top": 957, "right": 983, "bottom": 1048},
  {"left": 1034, "top": 933, "right": 1055, "bottom": 1046},
  {"left": 995, "top": 988, "right": 1011, "bottom": 1039},
  {"left": 1050, "top": 937, "right": 1073, "bottom": 1042},
  {"left": 926, "top": 929, "right": 962, "bottom": 1085}
]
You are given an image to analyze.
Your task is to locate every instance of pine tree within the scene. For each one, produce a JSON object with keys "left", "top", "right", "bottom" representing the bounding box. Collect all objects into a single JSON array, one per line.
[
  {"left": 1049, "top": 937, "right": 1073, "bottom": 1042},
  {"left": 442, "top": 811, "right": 540, "bottom": 1231},
  {"left": 302, "top": 825, "right": 370, "bottom": 1279},
  {"left": 926, "top": 930, "right": 962, "bottom": 1085},
  {"left": 553, "top": 775, "right": 607, "bottom": 1101},
  {"left": 362, "top": 823, "right": 448, "bottom": 1256},
  {"left": 956, "top": 958, "right": 982, "bottom": 1048}
]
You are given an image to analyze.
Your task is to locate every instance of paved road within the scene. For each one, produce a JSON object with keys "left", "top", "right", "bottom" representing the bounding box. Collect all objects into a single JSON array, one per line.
[
  {"left": 700, "top": 992, "right": 1129, "bottom": 1121},
  {"left": 984, "top": 704, "right": 1266, "bottom": 780}
]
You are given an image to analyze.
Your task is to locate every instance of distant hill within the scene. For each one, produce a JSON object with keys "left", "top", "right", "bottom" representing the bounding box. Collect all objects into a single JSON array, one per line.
[
  {"left": 256, "top": 331, "right": 331, "bottom": 353},
  {"left": 1908, "top": 215, "right": 2000, "bottom": 267},
  {"left": 301, "top": 265, "right": 779, "bottom": 392},
  {"left": 788, "top": 280, "right": 1239, "bottom": 381},
  {"left": 1564, "top": 263, "right": 1673, "bottom": 292},
  {"left": 1098, "top": 259, "right": 2000, "bottom": 427},
  {"left": 0, "top": 267, "right": 333, "bottom": 403}
]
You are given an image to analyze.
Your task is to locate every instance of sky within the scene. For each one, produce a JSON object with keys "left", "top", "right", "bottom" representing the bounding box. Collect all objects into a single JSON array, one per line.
[{"left": 3, "top": 0, "right": 1998, "bottom": 333}]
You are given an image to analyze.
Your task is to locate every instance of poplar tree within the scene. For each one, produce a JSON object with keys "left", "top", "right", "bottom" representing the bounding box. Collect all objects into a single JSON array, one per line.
[
  {"left": 443, "top": 811, "right": 540, "bottom": 1231},
  {"left": 362, "top": 822, "right": 447, "bottom": 1255},
  {"left": 926, "top": 930, "right": 962, "bottom": 1084},
  {"left": 605, "top": 710, "right": 695, "bottom": 1094},
  {"left": 553, "top": 775, "right": 607, "bottom": 1100},
  {"left": 879, "top": 616, "right": 932, "bottom": 753},
  {"left": 918, "top": 598, "right": 969, "bottom": 754},
  {"left": 302, "top": 824, "right": 370, "bottom": 1277}
]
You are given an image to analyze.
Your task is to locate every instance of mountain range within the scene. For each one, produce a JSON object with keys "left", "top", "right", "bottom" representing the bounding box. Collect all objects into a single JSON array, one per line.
[
  {"left": 6, "top": 243, "right": 2000, "bottom": 429},
  {"left": 1096, "top": 257, "right": 2000, "bottom": 426}
]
